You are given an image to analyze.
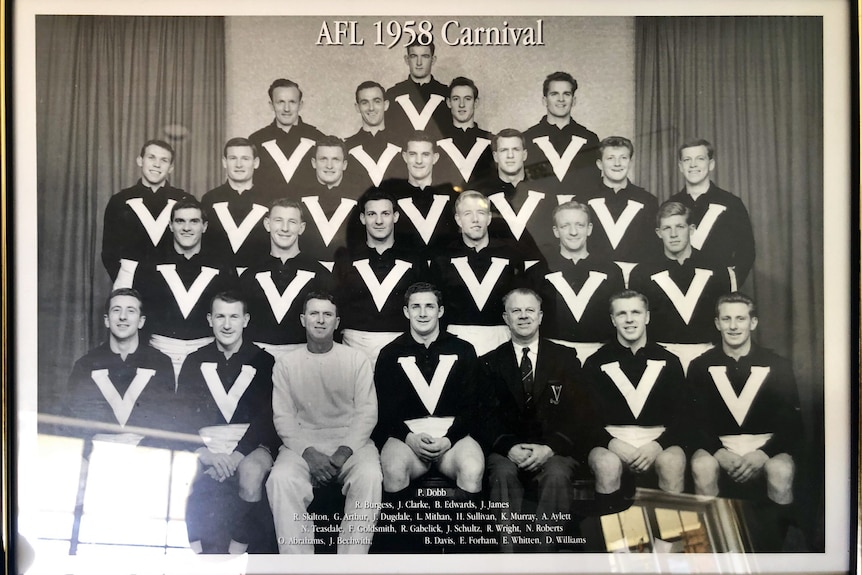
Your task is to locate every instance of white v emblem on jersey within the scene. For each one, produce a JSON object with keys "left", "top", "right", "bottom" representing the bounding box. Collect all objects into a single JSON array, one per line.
[
  {"left": 348, "top": 143, "right": 402, "bottom": 186},
  {"left": 353, "top": 259, "right": 413, "bottom": 311},
  {"left": 301, "top": 196, "right": 357, "bottom": 246},
  {"left": 211, "top": 202, "right": 268, "bottom": 253},
  {"left": 545, "top": 270, "right": 607, "bottom": 321},
  {"left": 488, "top": 190, "right": 546, "bottom": 240},
  {"left": 587, "top": 198, "right": 644, "bottom": 249},
  {"left": 200, "top": 363, "right": 257, "bottom": 422},
  {"left": 397, "top": 355, "right": 458, "bottom": 414},
  {"left": 125, "top": 198, "right": 176, "bottom": 246},
  {"left": 436, "top": 137, "right": 490, "bottom": 181},
  {"left": 600, "top": 360, "right": 666, "bottom": 418},
  {"left": 690, "top": 203, "right": 728, "bottom": 250},
  {"left": 531, "top": 135, "right": 588, "bottom": 182},
  {"left": 650, "top": 268, "right": 713, "bottom": 324},
  {"left": 451, "top": 256, "right": 509, "bottom": 311},
  {"left": 397, "top": 195, "right": 450, "bottom": 244},
  {"left": 557, "top": 194, "right": 575, "bottom": 205},
  {"left": 255, "top": 270, "right": 316, "bottom": 323},
  {"left": 394, "top": 94, "right": 445, "bottom": 130},
  {"left": 156, "top": 264, "right": 220, "bottom": 319},
  {"left": 90, "top": 368, "right": 156, "bottom": 427},
  {"left": 709, "top": 365, "right": 770, "bottom": 426},
  {"left": 260, "top": 138, "right": 315, "bottom": 184}
]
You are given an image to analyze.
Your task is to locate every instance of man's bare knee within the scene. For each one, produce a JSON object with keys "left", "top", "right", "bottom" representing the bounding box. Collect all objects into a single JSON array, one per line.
[
  {"left": 238, "top": 453, "right": 272, "bottom": 502},
  {"left": 765, "top": 454, "right": 794, "bottom": 503},
  {"left": 455, "top": 456, "right": 484, "bottom": 492},
  {"left": 690, "top": 450, "right": 719, "bottom": 496},
  {"left": 655, "top": 447, "right": 686, "bottom": 493},
  {"left": 381, "top": 454, "right": 411, "bottom": 492},
  {"left": 589, "top": 447, "right": 622, "bottom": 493}
]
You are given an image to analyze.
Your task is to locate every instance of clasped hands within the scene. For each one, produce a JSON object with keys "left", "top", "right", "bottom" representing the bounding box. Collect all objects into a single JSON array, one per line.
[
  {"left": 303, "top": 445, "right": 353, "bottom": 487},
  {"left": 406, "top": 432, "right": 452, "bottom": 463},
  {"left": 507, "top": 443, "right": 554, "bottom": 472},
  {"left": 197, "top": 447, "right": 245, "bottom": 482},
  {"left": 608, "top": 438, "right": 662, "bottom": 474}
]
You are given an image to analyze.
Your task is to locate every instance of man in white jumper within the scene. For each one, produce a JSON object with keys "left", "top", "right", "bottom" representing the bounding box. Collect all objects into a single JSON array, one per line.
[{"left": 266, "top": 291, "right": 382, "bottom": 554}]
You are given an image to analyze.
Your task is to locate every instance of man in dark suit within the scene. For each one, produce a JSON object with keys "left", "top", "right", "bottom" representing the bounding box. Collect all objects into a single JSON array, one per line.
[{"left": 478, "top": 287, "right": 596, "bottom": 551}]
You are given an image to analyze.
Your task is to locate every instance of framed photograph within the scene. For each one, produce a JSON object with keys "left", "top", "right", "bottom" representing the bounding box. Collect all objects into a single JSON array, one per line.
[{"left": 9, "top": 0, "right": 853, "bottom": 573}]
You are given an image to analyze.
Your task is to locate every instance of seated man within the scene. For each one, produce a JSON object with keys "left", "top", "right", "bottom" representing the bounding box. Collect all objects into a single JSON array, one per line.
[
  {"left": 373, "top": 282, "right": 484, "bottom": 505},
  {"left": 59, "top": 289, "right": 178, "bottom": 544},
  {"left": 62, "top": 288, "right": 176, "bottom": 443},
  {"left": 688, "top": 293, "right": 800, "bottom": 548},
  {"left": 584, "top": 290, "right": 687, "bottom": 511},
  {"left": 176, "top": 291, "right": 279, "bottom": 554},
  {"left": 267, "top": 292, "right": 382, "bottom": 554},
  {"left": 478, "top": 288, "right": 596, "bottom": 551}
]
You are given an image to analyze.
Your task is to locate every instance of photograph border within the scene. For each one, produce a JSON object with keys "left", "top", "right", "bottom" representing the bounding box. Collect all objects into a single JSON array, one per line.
[{"left": 8, "top": 0, "right": 855, "bottom": 573}]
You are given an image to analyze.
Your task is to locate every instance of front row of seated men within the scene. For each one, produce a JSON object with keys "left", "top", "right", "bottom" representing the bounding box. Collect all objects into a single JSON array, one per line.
[{"left": 63, "top": 278, "right": 801, "bottom": 554}]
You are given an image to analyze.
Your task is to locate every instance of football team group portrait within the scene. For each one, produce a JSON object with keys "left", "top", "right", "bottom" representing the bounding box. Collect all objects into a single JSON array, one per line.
[{"left": 33, "top": 14, "right": 826, "bottom": 558}]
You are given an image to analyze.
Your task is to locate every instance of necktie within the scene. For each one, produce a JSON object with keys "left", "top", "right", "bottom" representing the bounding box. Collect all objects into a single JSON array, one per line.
[{"left": 520, "top": 347, "right": 534, "bottom": 398}]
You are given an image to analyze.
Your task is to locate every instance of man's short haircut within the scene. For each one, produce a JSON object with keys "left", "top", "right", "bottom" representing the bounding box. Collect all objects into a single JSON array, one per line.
[
  {"left": 404, "top": 282, "right": 443, "bottom": 306},
  {"left": 105, "top": 288, "right": 144, "bottom": 316},
  {"left": 716, "top": 292, "right": 758, "bottom": 319},
  {"left": 211, "top": 290, "right": 248, "bottom": 315},
  {"left": 552, "top": 200, "right": 592, "bottom": 225},
  {"left": 502, "top": 287, "right": 543, "bottom": 309},
  {"left": 313, "top": 135, "right": 347, "bottom": 157},
  {"left": 303, "top": 290, "right": 339, "bottom": 315},
  {"left": 267, "top": 198, "right": 305, "bottom": 222},
  {"left": 656, "top": 200, "right": 691, "bottom": 227},
  {"left": 405, "top": 130, "right": 437, "bottom": 152},
  {"left": 355, "top": 80, "right": 386, "bottom": 102},
  {"left": 406, "top": 38, "right": 435, "bottom": 56},
  {"left": 542, "top": 71, "right": 578, "bottom": 96},
  {"left": 609, "top": 289, "right": 649, "bottom": 314},
  {"left": 678, "top": 138, "right": 715, "bottom": 161},
  {"left": 268, "top": 78, "right": 303, "bottom": 101},
  {"left": 139, "top": 139, "right": 175, "bottom": 163},
  {"left": 454, "top": 190, "right": 490, "bottom": 212},
  {"left": 223, "top": 137, "right": 258, "bottom": 158},
  {"left": 491, "top": 128, "right": 526, "bottom": 152},
  {"left": 448, "top": 76, "right": 478, "bottom": 99},
  {"left": 358, "top": 188, "right": 398, "bottom": 214},
  {"left": 171, "top": 198, "right": 207, "bottom": 224},
  {"left": 599, "top": 136, "right": 634, "bottom": 157}
]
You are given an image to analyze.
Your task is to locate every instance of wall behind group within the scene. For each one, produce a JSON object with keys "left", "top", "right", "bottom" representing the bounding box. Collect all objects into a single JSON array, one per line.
[{"left": 224, "top": 16, "right": 635, "bottom": 180}]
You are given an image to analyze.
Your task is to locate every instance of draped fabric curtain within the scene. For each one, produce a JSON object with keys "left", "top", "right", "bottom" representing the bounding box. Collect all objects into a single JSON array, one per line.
[
  {"left": 635, "top": 16, "right": 824, "bottom": 546},
  {"left": 36, "top": 16, "right": 226, "bottom": 411}
]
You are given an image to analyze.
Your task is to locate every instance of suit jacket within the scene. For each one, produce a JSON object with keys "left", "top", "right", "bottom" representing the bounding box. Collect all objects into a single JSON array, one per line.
[{"left": 477, "top": 339, "right": 598, "bottom": 462}]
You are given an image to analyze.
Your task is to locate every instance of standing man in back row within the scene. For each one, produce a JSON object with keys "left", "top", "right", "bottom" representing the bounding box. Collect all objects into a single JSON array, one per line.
[
  {"left": 523, "top": 71, "right": 600, "bottom": 198},
  {"left": 201, "top": 138, "right": 270, "bottom": 275},
  {"left": 669, "top": 139, "right": 755, "bottom": 286},
  {"left": 386, "top": 40, "right": 451, "bottom": 145},
  {"left": 249, "top": 78, "right": 324, "bottom": 201},
  {"left": 102, "top": 139, "right": 191, "bottom": 283}
]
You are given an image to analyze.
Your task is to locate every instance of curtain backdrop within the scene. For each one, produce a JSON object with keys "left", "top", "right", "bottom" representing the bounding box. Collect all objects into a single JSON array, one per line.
[
  {"left": 635, "top": 16, "right": 824, "bottom": 547},
  {"left": 36, "top": 16, "right": 226, "bottom": 411}
]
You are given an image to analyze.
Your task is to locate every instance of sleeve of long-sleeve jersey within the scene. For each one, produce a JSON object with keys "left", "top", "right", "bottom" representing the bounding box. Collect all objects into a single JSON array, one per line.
[
  {"left": 344, "top": 353, "right": 378, "bottom": 452},
  {"left": 731, "top": 198, "right": 756, "bottom": 286},
  {"left": 101, "top": 197, "right": 124, "bottom": 282},
  {"left": 685, "top": 359, "right": 724, "bottom": 455},
  {"left": 445, "top": 348, "right": 480, "bottom": 445},
  {"left": 760, "top": 358, "right": 803, "bottom": 458},
  {"left": 272, "top": 359, "right": 309, "bottom": 455}
]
